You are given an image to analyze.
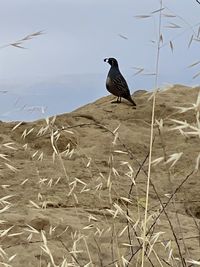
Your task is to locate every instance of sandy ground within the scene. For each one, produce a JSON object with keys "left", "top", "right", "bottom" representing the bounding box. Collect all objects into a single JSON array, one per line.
[{"left": 0, "top": 84, "right": 200, "bottom": 266}]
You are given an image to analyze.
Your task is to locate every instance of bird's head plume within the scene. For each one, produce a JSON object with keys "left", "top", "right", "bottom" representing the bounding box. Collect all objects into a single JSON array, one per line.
[{"left": 104, "top": 58, "right": 119, "bottom": 67}]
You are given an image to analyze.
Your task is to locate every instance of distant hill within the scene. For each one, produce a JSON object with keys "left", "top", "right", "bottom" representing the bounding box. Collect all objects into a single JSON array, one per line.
[{"left": 0, "top": 73, "right": 105, "bottom": 121}]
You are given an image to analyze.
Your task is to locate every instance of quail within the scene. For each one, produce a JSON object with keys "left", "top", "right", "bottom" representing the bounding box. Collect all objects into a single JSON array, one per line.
[{"left": 104, "top": 57, "right": 136, "bottom": 106}]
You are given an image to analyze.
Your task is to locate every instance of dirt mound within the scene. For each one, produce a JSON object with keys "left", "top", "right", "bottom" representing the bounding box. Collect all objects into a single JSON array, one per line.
[{"left": 0, "top": 84, "right": 200, "bottom": 266}]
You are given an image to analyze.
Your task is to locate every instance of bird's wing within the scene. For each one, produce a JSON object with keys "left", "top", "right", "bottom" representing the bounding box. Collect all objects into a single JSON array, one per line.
[{"left": 112, "top": 73, "right": 130, "bottom": 94}]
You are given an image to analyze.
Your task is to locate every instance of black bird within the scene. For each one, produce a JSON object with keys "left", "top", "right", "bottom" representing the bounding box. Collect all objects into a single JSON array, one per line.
[{"left": 104, "top": 57, "right": 136, "bottom": 106}]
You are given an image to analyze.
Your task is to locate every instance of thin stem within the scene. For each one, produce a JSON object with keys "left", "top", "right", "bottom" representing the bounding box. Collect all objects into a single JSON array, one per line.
[{"left": 141, "top": 1, "right": 163, "bottom": 266}]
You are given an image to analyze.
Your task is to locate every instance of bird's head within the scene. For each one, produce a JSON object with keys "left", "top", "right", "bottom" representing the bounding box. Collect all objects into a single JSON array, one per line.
[{"left": 104, "top": 57, "right": 119, "bottom": 67}]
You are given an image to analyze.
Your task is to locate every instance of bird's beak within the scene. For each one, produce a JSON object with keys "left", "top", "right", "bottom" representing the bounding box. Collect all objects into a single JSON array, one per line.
[{"left": 104, "top": 58, "right": 108, "bottom": 63}]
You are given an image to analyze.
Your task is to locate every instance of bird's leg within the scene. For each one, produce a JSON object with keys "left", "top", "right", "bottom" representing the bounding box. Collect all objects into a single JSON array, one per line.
[{"left": 111, "top": 96, "right": 121, "bottom": 103}]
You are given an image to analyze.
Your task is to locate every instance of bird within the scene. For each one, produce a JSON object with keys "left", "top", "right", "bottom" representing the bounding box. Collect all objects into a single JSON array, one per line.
[{"left": 104, "top": 57, "right": 136, "bottom": 107}]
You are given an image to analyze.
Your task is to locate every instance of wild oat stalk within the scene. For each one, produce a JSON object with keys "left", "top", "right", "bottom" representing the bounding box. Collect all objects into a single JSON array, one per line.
[
  {"left": 141, "top": 1, "right": 163, "bottom": 266},
  {"left": 0, "top": 31, "right": 44, "bottom": 50}
]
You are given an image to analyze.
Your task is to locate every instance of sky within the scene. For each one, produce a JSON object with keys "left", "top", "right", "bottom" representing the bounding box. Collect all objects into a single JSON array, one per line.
[{"left": 0, "top": 0, "right": 200, "bottom": 121}]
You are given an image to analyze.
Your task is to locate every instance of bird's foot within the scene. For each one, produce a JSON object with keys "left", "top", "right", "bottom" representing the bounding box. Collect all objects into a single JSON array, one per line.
[{"left": 111, "top": 97, "right": 121, "bottom": 104}]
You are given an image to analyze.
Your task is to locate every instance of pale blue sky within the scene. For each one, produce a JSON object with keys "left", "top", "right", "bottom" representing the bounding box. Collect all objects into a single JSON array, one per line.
[{"left": 0, "top": 0, "right": 199, "bottom": 121}]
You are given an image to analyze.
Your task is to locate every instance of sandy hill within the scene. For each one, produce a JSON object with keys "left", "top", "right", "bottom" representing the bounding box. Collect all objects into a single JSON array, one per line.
[{"left": 0, "top": 84, "right": 200, "bottom": 267}]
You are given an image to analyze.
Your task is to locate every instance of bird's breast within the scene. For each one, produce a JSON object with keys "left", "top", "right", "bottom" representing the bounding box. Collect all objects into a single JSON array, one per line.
[
  {"left": 106, "top": 76, "right": 120, "bottom": 96},
  {"left": 106, "top": 76, "right": 111, "bottom": 88}
]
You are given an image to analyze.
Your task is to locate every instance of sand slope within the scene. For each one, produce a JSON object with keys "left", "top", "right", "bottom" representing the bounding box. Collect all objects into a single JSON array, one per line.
[{"left": 0, "top": 84, "right": 200, "bottom": 266}]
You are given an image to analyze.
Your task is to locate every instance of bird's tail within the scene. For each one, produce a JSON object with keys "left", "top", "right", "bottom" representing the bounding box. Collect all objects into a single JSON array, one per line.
[{"left": 126, "top": 96, "right": 136, "bottom": 106}]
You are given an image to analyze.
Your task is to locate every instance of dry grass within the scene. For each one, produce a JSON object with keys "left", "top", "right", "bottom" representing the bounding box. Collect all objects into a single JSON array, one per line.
[
  {"left": 0, "top": 31, "right": 44, "bottom": 50},
  {"left": 0, "top": 86, "right": 199, "bottom": 266},
  {"left": 1, "top": 2, "right": 200, "bottom": 267}
]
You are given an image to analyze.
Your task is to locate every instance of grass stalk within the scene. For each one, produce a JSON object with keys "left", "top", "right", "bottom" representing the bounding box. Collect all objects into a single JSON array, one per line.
[{"left": 141, "top": 1, "right": 163, "bottom": 266}]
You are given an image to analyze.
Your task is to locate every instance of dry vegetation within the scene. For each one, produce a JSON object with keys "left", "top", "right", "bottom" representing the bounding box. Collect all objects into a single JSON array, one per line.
[
  {"left": 1, "top": 1, "right": 200, "bottom": 267},
  {"left": 0, "top": 85, "right": 200, "bottom": 267}
]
